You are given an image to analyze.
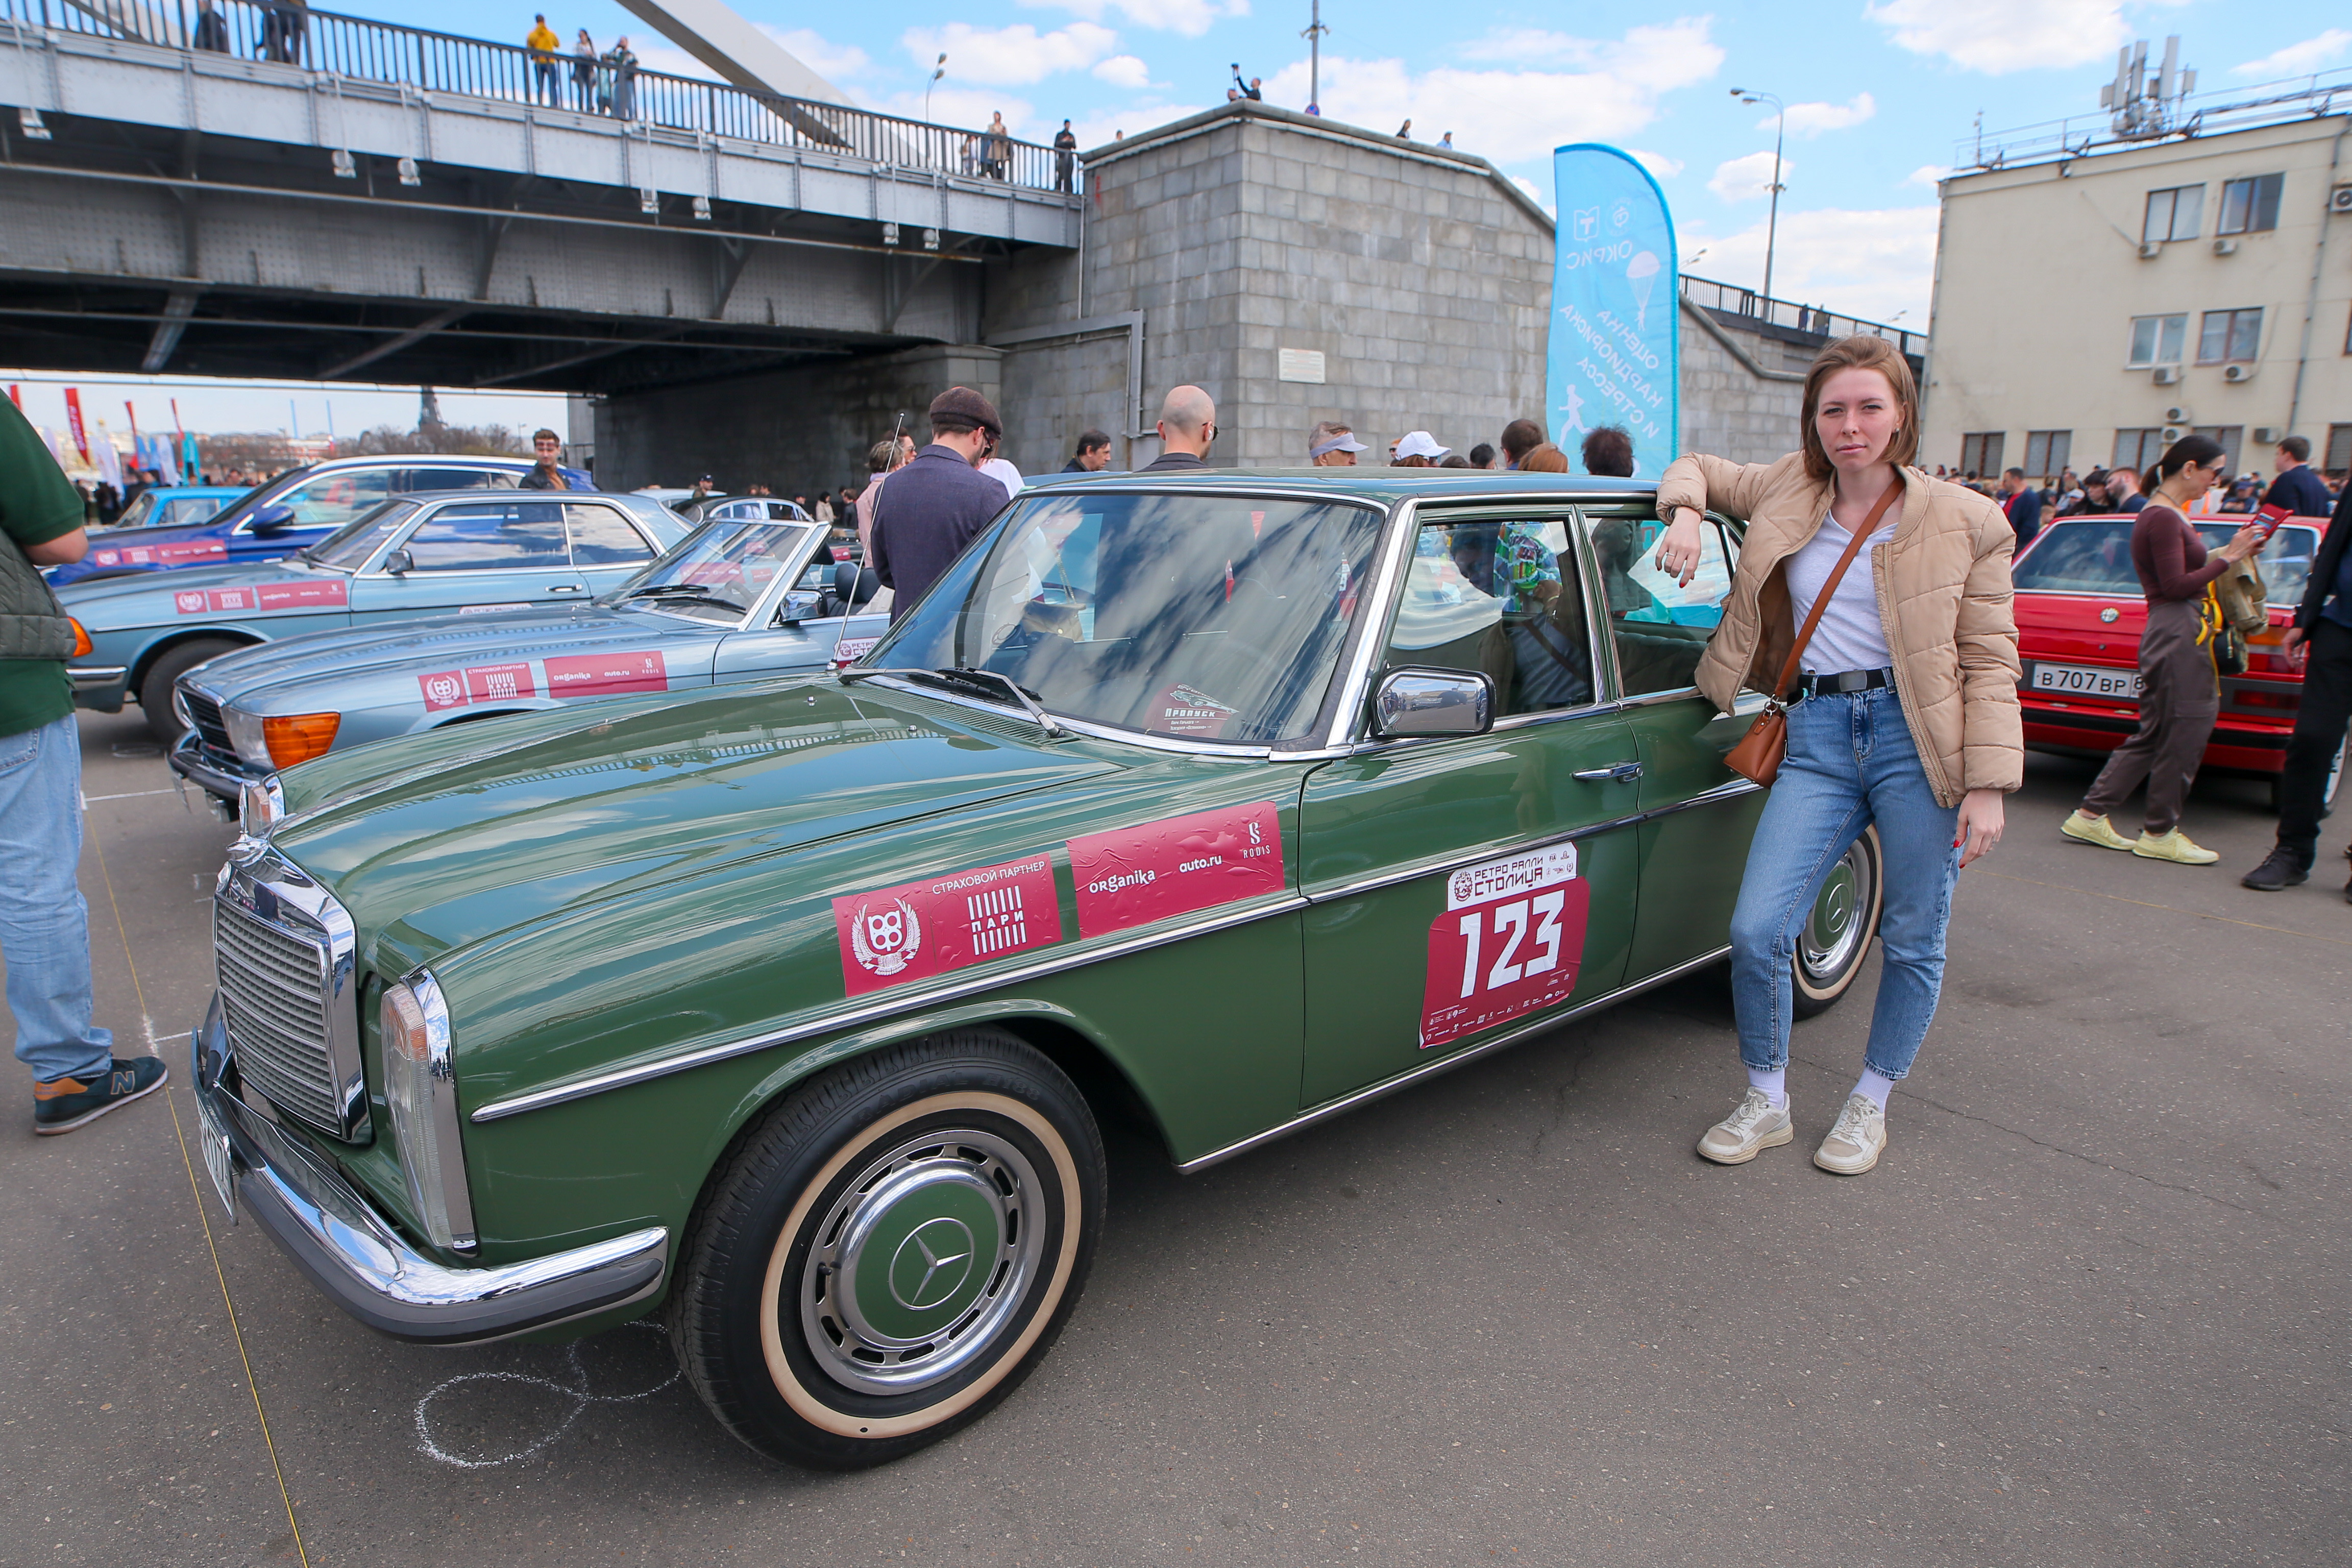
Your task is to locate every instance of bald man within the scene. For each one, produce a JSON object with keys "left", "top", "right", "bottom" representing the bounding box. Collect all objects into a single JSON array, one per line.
[{"left": 1140, "top": 386, "right": 1216, "bottom": 471}]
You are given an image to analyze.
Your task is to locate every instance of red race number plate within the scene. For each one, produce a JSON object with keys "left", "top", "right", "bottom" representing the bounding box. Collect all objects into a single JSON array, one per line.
[{"left": 1419, "top": 845, "right": 1589, "bottom": 1049}]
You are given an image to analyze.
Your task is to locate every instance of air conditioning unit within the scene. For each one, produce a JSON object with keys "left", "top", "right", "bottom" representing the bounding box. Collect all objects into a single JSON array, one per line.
[
  {"left": 2162, "top": 426, "right": 2186, "bottom": 445},
  {"left": 2332, "top": 184, "right": 2352, "bottom": 214},
  {"left": 2222, "top": 363, "right": 2255, "bottom": 383},
  {"left": 2163, "top": 405, "right": 2190, "bottom": 423},
  {"left": 2253, "top": 426, "right": 2283, "bottom": 444},
  {"left": 2213, "top": 237, "right": 2239, "bottom": 256},
  {"left": 2137, "top": 241, "right": 2163, "bottom": 259},
  {"left": 2152, "top": 367, "right": 2182, "bottom": 386}
]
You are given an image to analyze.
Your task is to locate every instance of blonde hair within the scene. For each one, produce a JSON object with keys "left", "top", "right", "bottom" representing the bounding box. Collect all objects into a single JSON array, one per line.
[{"left": 1800, "top": 335, "right": 1920, "bottom": 482}]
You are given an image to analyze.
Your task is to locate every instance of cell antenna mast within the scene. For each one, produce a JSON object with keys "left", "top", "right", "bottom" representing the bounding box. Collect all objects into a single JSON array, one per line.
[{"left": 1301, "top": 0, "right": 1328, "bottom": 112}]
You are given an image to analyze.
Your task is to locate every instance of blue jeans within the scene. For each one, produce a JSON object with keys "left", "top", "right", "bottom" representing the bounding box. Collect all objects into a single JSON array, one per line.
[
  {"left": 1728, "top": 688, "right": 1960, "bottom": 1082},
  {"left": 0, "top": 716, "right": 113, "bottom": 1082}
]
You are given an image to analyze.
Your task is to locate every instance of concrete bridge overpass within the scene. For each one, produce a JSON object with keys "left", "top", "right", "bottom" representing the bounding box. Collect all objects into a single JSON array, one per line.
[{"left": 0, "top": 0, "right": 1081, "bottom": 394}]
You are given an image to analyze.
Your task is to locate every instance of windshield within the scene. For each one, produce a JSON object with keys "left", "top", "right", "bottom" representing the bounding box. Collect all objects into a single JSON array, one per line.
[
  {"left": 2017, "top": 519, "right": 2323, "bottom": 603},
  {"left": 605, "top": 520, "right": 811, "bottom": 621},
  {"left": 301, "top": 499, "right": 422, "bottom": 570},
  {"left": 867, "top": 492, "right": 1385, "bottom": 745}
]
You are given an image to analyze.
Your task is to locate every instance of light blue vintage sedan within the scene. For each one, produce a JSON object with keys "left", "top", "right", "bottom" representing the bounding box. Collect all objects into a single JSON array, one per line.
[
  {"left": 167, "top": 514, "right": 888, "bottom": 801},
  {"left": 60, "top": 491, "right": 687, "bottom": 740}
]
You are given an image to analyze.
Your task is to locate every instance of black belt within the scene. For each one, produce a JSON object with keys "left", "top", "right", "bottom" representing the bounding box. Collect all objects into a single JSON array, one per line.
[{"left": 1795, "top": 667, "right": 1895, "bottom": 699}]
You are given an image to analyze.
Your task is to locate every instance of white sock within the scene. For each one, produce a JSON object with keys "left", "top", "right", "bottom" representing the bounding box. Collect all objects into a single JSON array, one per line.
[
  {"left": 1853, "top": 1069, "right": 1897, "bottom": 1112},
  {"left": 1747, "top": 1066, "right": 1787, "bottom": 1108}
]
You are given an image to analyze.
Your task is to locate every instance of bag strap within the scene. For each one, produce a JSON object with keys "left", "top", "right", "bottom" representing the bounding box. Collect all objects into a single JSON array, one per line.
[{"left": 1767, "top": 476, "right": 1905, "bottom": 701}]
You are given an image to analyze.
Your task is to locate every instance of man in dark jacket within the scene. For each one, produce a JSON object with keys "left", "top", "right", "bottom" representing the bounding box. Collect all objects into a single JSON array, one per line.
[
  {"left": 518, "top": 429, "right": 579, "bottom": 490},
  {"left": 1997, "top": 467, "right": 2042, "bottom": 548},
  {"left": 1052, "top": 122, "right": 1079, "bottom": 193},
  {"left": 2241, "top": 479, "right": 2352, "bottom": 899},
  {"left": 1139, "top": 387, "right": 1216, "bottom": 471},
  {"left": 1061, "top": 429, "right": 1112, "bottom": 472},
  {"left": 870, "top": 387, "right": 1011, "bottom": 621},
  {"left": 2264, "top": 436, "right": 2336, "bottom": 518}
]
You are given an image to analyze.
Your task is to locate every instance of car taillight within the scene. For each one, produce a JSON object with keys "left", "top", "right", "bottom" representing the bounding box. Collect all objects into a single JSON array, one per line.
[
  {"left": 260, "top": 713, "right": 340, "bottom": 767},
  {"left": 68, "top": 618, "right": 92, "bottom": 658}
]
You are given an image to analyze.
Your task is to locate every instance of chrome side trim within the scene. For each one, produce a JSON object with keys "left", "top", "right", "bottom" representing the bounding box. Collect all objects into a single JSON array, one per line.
[
  {"left": 1174, "top": 944, "right": 1735, "bottom": 1174},
  {"left": 68, "top": 665, "right": 129, "bottom": 685},
  {"left": 1320, "top": 496, "right": 1419, "bottom": 751},
  {"left": 469, "top": 892, "right": 1314, "bottom": 1123}
]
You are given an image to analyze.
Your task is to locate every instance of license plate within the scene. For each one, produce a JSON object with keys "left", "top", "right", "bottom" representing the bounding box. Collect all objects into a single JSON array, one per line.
[
  {"left": 2031, "top": 662, "right": 2141, "bottom": 699},
  {"left": 196, "top": 1093, "right": 235, "bottom": 1222}
]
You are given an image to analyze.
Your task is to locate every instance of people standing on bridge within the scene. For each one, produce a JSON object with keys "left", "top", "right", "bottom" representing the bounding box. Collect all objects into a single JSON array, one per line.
[
  {"left": 605, "top": 38, "right": 639, "bottom": 121},
  {"left": 571, "top": 31, "right": 600, "bottom": 112},
  {"left": 1140, "top": 388, "right": 1217, "bottom": 472},
  {"left": 1654, "top": 334, "right": 2023, "bottom": 1178},
  {"left": 984, "top": 114, "right": 1012, "bottom": 180},
  {"left": 1308, "top": 422, "right": 1365, "bottom": 466},
  {"left": 192, "top": 0, "right": 229, "bottom": 53},
  {"left": 1053, "top": 121, "right": 1079, "bottom": 193},
  {"left": 1, "top": 396, "right": 169, "bottom": 1136},
  {"left": 260, "top": 0, "right": 307, "bottom": 65},
  {"left": 869, "top": 388, "right": 1010, "bottom": 621},
  {"left": 2064, "top": 435, "right": 2267, "bottom": 866},
  {"left": 1063, "top": 430, "right": 1112, "bottom": 472},
  {"left": 527, "top": 16, "right": 562, "bottom": 106}
]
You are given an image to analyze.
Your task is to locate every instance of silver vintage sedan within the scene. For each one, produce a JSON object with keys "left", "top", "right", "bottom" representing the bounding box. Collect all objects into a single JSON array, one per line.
[{"left": 168, "top": 513, "right": 888, "bottom": 803}]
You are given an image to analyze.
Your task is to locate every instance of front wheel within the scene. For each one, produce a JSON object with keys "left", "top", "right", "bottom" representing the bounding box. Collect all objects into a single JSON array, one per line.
[
  {"left": 1792, "top": 825, "right": 1883, "bottom": 1018},
  {"left": 668, "top": 1028, "right": 1105, "bottom": 1469},
  {"left": 137, "top": 637, "right": 243, "bottom": 744}
]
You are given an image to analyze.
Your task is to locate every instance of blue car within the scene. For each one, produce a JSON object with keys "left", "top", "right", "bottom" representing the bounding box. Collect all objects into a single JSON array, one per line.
[
  {"left": 101, "top": 485, "right": 249, "bottom": 533},
  {"left": 61, "top": 489, "right": 685, "bottom": 740},
  {"left": 49, "top": 454, "right": 591, "bottom": 587}
]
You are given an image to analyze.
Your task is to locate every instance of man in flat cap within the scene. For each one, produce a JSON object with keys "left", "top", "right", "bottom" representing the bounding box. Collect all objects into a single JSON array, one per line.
[{"left": 870, "top": 386, "right": 1014, "bottom": 621}]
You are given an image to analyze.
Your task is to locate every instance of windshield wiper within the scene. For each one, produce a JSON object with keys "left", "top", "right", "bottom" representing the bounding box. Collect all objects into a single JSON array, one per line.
[
  {"left": 840, "top": 666, "right": 1063, "bottom": 737},
  {"left": 623, "top": 583, "right": 743, "bottom": 608}
]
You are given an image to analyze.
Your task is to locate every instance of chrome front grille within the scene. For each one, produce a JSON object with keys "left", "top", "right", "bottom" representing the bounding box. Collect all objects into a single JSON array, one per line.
[
  {"left": 213, "top": 853, "right": 368, "bottom": 1140},
  {"left": 182, "top": 688, "right": 232, "bottom": 754}
]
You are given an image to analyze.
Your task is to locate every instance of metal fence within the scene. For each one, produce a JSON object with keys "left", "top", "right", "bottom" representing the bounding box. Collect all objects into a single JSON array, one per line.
[
  {"left": 2, "top": 0, "right": 1080, "bottom": 192},
  {"left": 1679, "top": 274, "right": 1923, "bottom": 360},
  {"left": 1956, "top": 68, "right": 2352, "bottom": 171}
]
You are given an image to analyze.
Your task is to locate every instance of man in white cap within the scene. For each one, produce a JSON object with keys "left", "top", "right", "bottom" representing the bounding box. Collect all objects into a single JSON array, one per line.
[
  {"left": 1308, "top": 422, "right": 1366, "bottom": 467},
  {"left": 1392, "top": 430, "right": 1451, "bottom": 464}
]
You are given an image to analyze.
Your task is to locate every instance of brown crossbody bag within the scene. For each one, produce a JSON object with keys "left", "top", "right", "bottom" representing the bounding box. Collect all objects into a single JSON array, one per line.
[{"left": 1722, "top": 479, "right": 1904, "bottom": 787}]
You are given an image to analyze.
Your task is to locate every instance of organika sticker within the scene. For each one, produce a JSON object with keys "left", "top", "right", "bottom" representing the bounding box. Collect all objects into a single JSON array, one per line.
[
  {"left": 832, "top": 854, "right": 1065, "bottom": 996},
  {"left": 1065, "top": 802, "right": 1284, "bottom": 938},
  {"left": 1420, "top": 845, "right": 1589, "bottom": 1049}
]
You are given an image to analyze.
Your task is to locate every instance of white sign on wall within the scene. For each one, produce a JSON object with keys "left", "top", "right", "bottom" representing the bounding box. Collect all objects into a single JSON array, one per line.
[{"left": 1277, "top": 348, "right": 1328, "bottom": 384}]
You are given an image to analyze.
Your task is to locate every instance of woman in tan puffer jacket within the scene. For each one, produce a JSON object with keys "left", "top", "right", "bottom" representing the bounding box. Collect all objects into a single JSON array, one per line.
[{"left": 1652, "top": 335, "right": 2021, "bottom": 1178}]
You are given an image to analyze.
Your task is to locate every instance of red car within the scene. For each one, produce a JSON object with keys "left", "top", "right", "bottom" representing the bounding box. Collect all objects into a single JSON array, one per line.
[{"left": 2011, "top": 514, "right": 2345, "bottom": 812}]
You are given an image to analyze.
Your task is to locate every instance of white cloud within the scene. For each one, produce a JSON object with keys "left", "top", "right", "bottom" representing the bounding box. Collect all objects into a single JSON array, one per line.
[
  {"left": 1776, "top": 92, "right": 1875, "bottom": 136},
  {"left": 1015, "top": 0, "right": 1250, "bottom": 41},
  {"left": 1628, "top": 148, "right": 1684, "bottom": 179},
  {"left": 1455, "top": 29, "right": 1601, "bottom": 68},
  {"left": 1864, "top": 0, "right": 2133, "bottom": 75},
  {"left": 1092, "top": 55, "right": 1152, "bottom": 89},
  {"left": 2231, "top": 29, "right": 2352, "bottom": 79},
  {"left": 1677, "top": 207, "right": 1940, "bottom": 324},
  {"left": 1066, "top": 103, "right": 1209, "bottom": 149},
  {"left": 878, "top": 87, "right": 1038, "bottom": 138},
  {"left": 631, "top": 26, "right": 871, "bottom": 95},
  {"left": 1510, "top": 174, "right": 1555, "bottom": 215},
  {"left": 1905, "top": 164, "right": 1952, "bottom": 188},
  {"left": 1256, "top": 18, "right": 1724, "bottom": 163},
  {"left": 903, "top": 22, "right": 1119, "bottom": 88},
  {"left": 1708, "top": 150, "right": 1788, "bottom": 203}
]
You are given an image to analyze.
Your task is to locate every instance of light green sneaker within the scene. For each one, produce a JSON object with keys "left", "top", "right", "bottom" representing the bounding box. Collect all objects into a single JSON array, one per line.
[
  {"left": 2132, "top": 828, "right": 2219, "bottom": 865},
  {"left": 2060, "top": 812, "right": 2135, "bottom": 851},
  {"left": 1697, "top": 1089, "right": 1793, "bottom": 1165}
]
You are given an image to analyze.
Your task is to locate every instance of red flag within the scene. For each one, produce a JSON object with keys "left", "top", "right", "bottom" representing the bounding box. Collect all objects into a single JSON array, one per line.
[
  {"left": 125, "top": 401, "right": 140, "bottom": 442},
  {"left": 6, "top": 384, "right": 19, "bottom": 411},
  {"left": 63, "top": 388, "right": 88, "bottom": 463}
]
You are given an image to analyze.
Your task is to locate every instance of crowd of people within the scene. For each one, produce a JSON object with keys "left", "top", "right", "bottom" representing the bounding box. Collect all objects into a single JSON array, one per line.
[{"left": 1938, "top": 437, "right": 2346, "bottom": 552}]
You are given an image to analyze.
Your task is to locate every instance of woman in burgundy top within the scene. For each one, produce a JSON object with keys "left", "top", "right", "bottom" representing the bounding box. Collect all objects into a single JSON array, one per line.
[{"left": 2064, "top": 434, "right": 2264, "bottom": 862}]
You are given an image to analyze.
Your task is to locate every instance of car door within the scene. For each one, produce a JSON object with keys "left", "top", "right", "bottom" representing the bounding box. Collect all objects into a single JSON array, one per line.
[
  {"left": 1296, "top": 503, "right": 1644, "bottom": 1108},
  {"left": 1584, "top": 505, "right": 1769, "bottom": 982},
  {"left": 346, "top": 499, "right": 585, "bottom": 623}
]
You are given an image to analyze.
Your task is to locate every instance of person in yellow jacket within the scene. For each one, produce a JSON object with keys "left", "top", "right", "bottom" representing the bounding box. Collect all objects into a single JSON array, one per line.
[{"left": 526, "top": 15, "right": 561, "bottom": 106}]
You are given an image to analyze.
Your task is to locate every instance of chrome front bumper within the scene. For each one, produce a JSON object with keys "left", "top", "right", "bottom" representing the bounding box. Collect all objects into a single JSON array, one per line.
[
  {"left": 191, "top": 996, "right": 670, "bottom": 1344},
  {"left": 68, "top": 666, "right": 129, "bottom": 711},
  {"left": 168, "top": 730, "right": 260, "bottom": 803}
]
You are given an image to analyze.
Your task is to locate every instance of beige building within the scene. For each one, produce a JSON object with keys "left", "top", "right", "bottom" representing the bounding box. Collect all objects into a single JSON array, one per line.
[{"left": 1925, "top": 96, "right": 2351, "bottom": 487}]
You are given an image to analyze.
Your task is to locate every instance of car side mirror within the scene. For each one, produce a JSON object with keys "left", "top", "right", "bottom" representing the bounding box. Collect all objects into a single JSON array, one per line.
[
  {"left": 248, "top": 505, "right": 297, "bottom": 536},
  {"left": 1372, "top": 668, "right": 1493, "bottom": 739},
  {"left": 776, "top": 589, "right": 825, "bottom": 624},
  {"left": 383, "top": 548, "right": 414, "bottom": 575}
]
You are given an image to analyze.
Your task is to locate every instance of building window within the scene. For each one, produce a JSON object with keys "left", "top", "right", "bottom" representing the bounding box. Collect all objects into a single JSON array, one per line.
[
  {"left": 2197, "top": 308, "right": 2263, "bottom": 364},
  {"left": 2323, "top": 424, "right": 2352, "bottom": 478},
  {"left": 1958, "top": 432, "right": 2004, "bottom": 478},
  {"left": 2142, "top": 184, "right": 2203, "bottom": 243},
  {"left": 2126, "top": 314, "right": 2187, "bottom": 366},
  {"left": 2191, "top": 425, "right": 2244, "bottom": 477},
  {"left": 2113, "top": 429, "right": 2166, "bottom": 475},
  {"left": 2217, "top": 174, "right": 2284, "bottom": 235},
  {"left": 2023, "top": 431, "right": 2072, "bottom": 480}
]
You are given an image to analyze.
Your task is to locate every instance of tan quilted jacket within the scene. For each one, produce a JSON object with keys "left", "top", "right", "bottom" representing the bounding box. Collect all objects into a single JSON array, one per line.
[{"left": 1655, "top": 452, "right": 2023, "bottom": 807}]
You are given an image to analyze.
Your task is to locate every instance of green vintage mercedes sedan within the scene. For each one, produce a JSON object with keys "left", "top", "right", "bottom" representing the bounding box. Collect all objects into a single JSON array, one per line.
[{"left": 190, "top": 470, "right": 1883, "bottom": 1468}]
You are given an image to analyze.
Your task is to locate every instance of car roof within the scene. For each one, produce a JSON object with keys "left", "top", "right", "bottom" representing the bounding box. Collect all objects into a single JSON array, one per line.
[{"left": 1020, "top": 468, "right": 1659, "bottom": 503}]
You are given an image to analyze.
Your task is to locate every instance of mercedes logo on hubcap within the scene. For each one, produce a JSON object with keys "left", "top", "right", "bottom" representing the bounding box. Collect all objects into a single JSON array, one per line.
[{"left": 889, "top": 1217, "right": 977, "bottom": 1311}]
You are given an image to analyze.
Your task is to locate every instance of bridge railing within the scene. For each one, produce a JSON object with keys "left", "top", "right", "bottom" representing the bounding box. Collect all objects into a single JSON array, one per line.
[
  {"left": 3, "top": 0, "right": 1080, "bottom": 193},
  {"left": 1679, "top": 274, "right": 1922, "bottom": 360}
]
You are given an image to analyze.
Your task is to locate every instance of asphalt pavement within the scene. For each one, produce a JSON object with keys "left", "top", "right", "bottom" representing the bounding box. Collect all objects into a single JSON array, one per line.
[{"left": 3, "top": 708, "right": 2346, "bottom": 1567}]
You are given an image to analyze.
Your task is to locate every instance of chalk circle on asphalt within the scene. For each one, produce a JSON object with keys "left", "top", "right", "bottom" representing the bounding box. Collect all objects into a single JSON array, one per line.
[{"left": 412, "top": 1321, "right": 680, "bottom": 1469}]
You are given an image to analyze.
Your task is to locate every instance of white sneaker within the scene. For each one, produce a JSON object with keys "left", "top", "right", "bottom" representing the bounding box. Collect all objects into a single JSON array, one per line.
[
  {"left": 1697, "top": 1089, "right": 1793, "bottom": 1165},
  {"left": 1814, "top": 1093, "right": 1887, "bottom": 1175}
]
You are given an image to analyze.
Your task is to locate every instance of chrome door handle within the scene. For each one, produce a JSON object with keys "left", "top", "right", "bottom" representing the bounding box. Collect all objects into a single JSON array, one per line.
[
  {"left": 1573, "top": 761, "right": 1643, "bottom": 782},
  {"left": 547, "top": 584, "right": 583, "bottom": 593}
]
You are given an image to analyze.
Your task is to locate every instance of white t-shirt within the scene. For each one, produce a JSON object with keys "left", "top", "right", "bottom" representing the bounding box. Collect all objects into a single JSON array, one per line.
[
  {"left": 1784, "top": 513, "right": 1894, "bottom": 675},
  {"left": 979, "top": 458, "right": 1024, "bottom": 500}
]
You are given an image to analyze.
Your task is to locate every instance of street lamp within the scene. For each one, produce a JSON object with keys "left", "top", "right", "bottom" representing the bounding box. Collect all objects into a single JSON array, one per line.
[
  {"left": 1731, "top": 87, "right": 1785, "bottom": 307},
  {"left": 926, "top": 54, "right": 946, "bottom": 121},
  {"left": 1301, "top": 0, "right": 1328, "bottom": 115}
]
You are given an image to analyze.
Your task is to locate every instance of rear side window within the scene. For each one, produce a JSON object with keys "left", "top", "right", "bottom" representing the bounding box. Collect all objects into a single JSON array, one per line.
[
  {"left": 1583, "top": 510, "right": 1739, "bottom": 698},
  {"left": 565, "top": 504, "right": 655, "bottom": 565},
  {"left": 401, "top": 467, "right": 514, "bottom": 492},
  {"left": 2014, "top": 522, "right": 2139, "bottom": 594},
  {"left": 401, "top": 502, "right": 571, "bottom": 571},
  {"left": 274, "top": 469, "right": 396, "bottom": 528}
]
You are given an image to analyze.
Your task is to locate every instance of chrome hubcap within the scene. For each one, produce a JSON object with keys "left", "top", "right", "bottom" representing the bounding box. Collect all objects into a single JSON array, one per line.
[
  {"left": 1799, "top": 839, "right": 1873, "bottom": 985},
  {"left": 799, "top": 1128, "right": 1043, "bottom": 1396}
]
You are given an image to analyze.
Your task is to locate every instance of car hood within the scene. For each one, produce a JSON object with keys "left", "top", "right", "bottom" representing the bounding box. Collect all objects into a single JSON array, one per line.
[
  {"left": 267, "top": 679, "right": 1127, "bottom": 955},
  {"left": 189, "top": 604, "right": 720, "bottom": 705},
  {"left": 57, "top": 556, "right": 346, "bottom": 621}
]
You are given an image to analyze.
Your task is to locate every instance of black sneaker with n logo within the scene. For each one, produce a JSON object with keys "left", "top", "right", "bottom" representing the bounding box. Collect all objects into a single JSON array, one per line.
[{"left": 32, "top": 1057, "right": 168, "bottom": 1135}]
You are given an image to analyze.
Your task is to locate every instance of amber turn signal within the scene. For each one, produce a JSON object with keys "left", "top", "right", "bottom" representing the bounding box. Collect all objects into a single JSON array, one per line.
[
  {"left": 261, "top": 712, "right": 340, "bottom": 767},
  {"left": 68, "top": 617, "right": 92, "bottom": 659}
]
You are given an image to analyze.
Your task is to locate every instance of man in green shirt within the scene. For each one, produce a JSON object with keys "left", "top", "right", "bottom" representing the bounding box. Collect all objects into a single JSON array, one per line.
[{"left": 1, "top": 396, "right": 167, "bottom": 1133}]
